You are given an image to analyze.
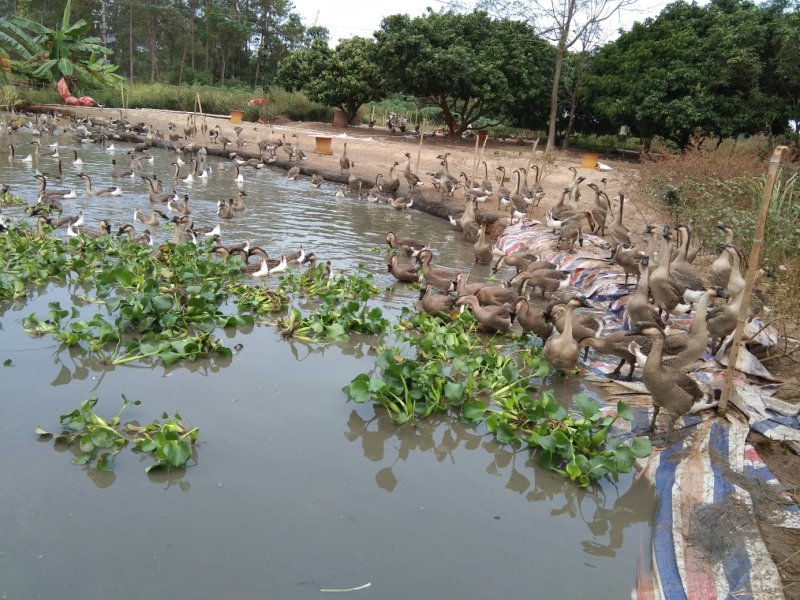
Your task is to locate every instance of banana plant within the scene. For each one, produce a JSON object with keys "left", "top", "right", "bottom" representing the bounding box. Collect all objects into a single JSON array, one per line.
[{"left": 9, "top": 0, "right": 122, "bottom": 89}]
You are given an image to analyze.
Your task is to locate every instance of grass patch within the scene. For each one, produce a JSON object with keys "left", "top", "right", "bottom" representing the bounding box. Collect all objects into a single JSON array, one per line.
[
  {"left": 18, "top": 83, "right": 333, "bottom": 124},
  {"left": 635, "top": 139, "right": 800, "bottom": 317}
]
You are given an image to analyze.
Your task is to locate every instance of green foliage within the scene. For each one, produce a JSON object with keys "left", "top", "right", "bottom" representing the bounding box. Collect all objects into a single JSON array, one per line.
[
  {"left": 344, "top": 306, "right": 647, "bottom": 486},
  {"left": 10, "top": 0, "right": 122, "bottom": 90},
  {"left": 374, "top": 10, "right": 554, "bottom": 135},
  {"left": 486, "top": 392, "right": 651, "bottom": 487},
  {"left": 274, "top": 262, "right": 388, "bottom": 343},
  {"left": 2, "top": 229, "right": 275, "bottom": 366},
  {"left": 1, "top": 190, "right": 27, "bottom": 206},
  {"left": 583, "top": 0, "right": 794, "bottom": 148},
  {"left": 36, "top": 395, "right": 199, "bottom": 473},
  {"left": 276, "top": 37, "right": 385, "bottom": 124}
]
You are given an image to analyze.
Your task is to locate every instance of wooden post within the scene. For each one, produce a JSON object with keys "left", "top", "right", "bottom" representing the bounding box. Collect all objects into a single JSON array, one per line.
[
  {"left": 470, "top": 134, "right": 480, "bottom": 182},
  {"left": 415, "top": 128, "right": 424, "bottom": 175},
  {"left": 718, "top": 146, "right": 788, "bottom": 415}
]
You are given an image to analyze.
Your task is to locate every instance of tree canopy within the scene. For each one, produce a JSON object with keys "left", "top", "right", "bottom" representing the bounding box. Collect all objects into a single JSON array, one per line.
[
  {"left": 582, "top": 0, "right": 794, "bottom": 148},
  {"left": 373, "top": 11, "right": 553, "bottom": 135},
  {"left": 275, "top": 37, "right": 385, "bottom": 124}
]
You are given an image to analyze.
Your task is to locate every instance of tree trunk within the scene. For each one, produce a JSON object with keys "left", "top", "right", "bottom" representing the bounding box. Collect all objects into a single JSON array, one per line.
[
  {"left": 178, "top": 42, "right": 188, "bottom": 85},
  {"left": 148, "top": 14, "right": 157, "bottom": 83},
  {"left": 128, "top": 4, "right": 134, "bottom": 80},
  {"left": 546, "top": 0, "right": 576, "bottom": 152},
  {"left": 561, "top": 54, "right": 587, "bottom": 150},
  {"left": 546, "top": 40, "right": 568, "bottom": 151},
  {"left": 189, "top": 0, "right": 195, "bottom": 70}
]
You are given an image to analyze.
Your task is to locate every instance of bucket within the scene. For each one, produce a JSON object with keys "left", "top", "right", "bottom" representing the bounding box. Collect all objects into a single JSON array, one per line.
[
  {"left": 229, "top": 109, "right": 244, "bottom": 124},
  {"left": 580, "top": 152, "right": 599, "bottom": 169}
]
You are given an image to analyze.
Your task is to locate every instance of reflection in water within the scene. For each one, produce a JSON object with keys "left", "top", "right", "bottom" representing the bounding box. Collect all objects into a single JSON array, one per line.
[
  {"left": 0, "top": 127, "right": 653, "bottom": 597},
  {"left": 582, "top": 475, "right": 655, "bottom": 558},
  {"left": 52, "top": 440, "right": 117, "bottom": 488},
  {"left": 147, "top": 467, "right": 192, "bottom": 491},
  {"left": 344, "top": 406, "right": 652, "bottom": 558}
]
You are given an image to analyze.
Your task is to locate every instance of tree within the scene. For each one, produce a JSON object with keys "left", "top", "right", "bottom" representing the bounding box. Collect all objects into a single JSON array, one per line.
[
  {"left": 276, "top": 37, "right": 384, "bottom": 124},
  {"left": 11, "top": 0, "right": 121, "bottom": 89},
  {"left": 582, "top": 0, "right": 791, "bottom": 149},
  {"left": 767, "top": 2, "right": 800, "bottom": 133},
  {"left": 478, "top": 0, "right": 635, "bottom": 150},
  {"left": 374, "top": 10, "right": 552, "bottom": 136},
  {"left": 0, "top": 14, "right": 42, "bottom": 118}
]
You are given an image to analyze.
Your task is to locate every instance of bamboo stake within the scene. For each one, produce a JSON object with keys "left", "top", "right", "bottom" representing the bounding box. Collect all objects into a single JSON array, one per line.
[{"left": 718, "top": 146, "right": 789, "bottom": 415}]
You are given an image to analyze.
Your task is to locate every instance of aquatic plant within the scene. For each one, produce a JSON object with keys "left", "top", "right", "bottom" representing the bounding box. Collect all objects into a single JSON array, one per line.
[
  {"left": 345, "top": 307, "right": 651, "bottom": 486},
  {"left": 4, "top": 230, "right": 276, "bottom": 365},
  {"left": 36, "top": 395, "right": 198, "bottom": 473},
  {"left": 275, "top": 261, "right": 389, "bottom": 342}
]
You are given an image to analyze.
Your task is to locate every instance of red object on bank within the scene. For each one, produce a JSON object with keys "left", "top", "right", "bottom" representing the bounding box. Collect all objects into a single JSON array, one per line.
[{"left": 57, "top": 78, "right": 97, "bottom": 107}]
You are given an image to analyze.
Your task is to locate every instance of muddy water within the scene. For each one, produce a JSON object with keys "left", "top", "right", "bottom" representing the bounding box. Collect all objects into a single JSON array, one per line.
[{"left": 0, "top": 126, "right": 654, "bottom": 598}]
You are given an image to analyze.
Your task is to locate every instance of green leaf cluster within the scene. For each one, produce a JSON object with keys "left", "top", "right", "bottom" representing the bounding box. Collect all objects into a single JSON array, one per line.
[
  {"left": 583, "top": 0, "right": 798, "bottom": 147},
  {"left": 274, "top": 262, "right": 388, "bottom": 343},
  {"left": 5, "top": 0, "right": 122, "bottom": 90},
  {"left": 276, "top": 37, "right": 385, "bottom": 124},
  {"left": 37, "top": 395, "right": 198, "bottom": 473},
  {"left": 3, "top": 228, "right": 279, "bottom": 366},
  {"left": 345, "top": 308, "right": 650, "bottom": 486}
]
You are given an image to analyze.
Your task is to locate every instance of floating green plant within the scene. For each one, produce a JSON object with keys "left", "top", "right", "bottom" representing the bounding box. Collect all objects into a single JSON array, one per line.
[{"left": 36, "top": 395, "right": 199, "bottom": 473}]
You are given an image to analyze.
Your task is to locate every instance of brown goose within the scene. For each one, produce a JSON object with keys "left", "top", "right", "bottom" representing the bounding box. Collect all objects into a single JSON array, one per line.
[
  {"left": 417, "top": 250, "right": 457, "bottom": 293},
  {"left": 473, "top": 223, "right": 493, "bottom": 264},
  {"left": 475, "top": 284, "right": 517, "bottom": 306},
  {"left": 339, "top": 142, "right": 353, "bottom": 173},
  {"left": 387, "top": 255, "right": 419, "bottom": 284},
  {"left": 624, "top": 256, "right": 662, "bottom": 326},
  {"left": 722, "top": 245, "right": 745, "bottom": 300},
  {"left": 543, "top": 296, "right": 592, "bottom": 371},
  {"left": 626, "top": 323, "right": 709, "bottom": 439},
  {"left": 710, "top": 224, "right": 736, "bottom": 288},
  {"left": 608, "top": 192, "right": 631, "bottom": 247},
  {"left": 134, "top": 208, "right": 168, "bottom": 226},
  {"left": 610, "top": 243, "right": 644, "bottom": 285},
  {"left": 512, "top": 297, "right": 553, "bottom": 341},
  {"left": 664, "top": 287, "right": 727, "bottom": 368},
  {"left": 455, "top": 273, "right": 489, "bottom": 297},
  {"left": 648, "top": 228, "right": 690, "bottom": 321},
  {"left": 588, "top": 182, "right": 611, "bottom": 236},
  {"left": 419, "top": 284, "right": 455, "bottom": 316},
  {"left": 248, "top": 247, "right": 287, "bottom": 277},
  {"left": 79, "top": 173, "right": 122, "bottom": 197},
  {"left": 386, "top": 231, "right": 428, "bottom": 257},
  {"left": 455, "top": 295, "right": 513, "bottom": 333},
  {"left": 670, "top": 225, "right": 705, "bottom": 300},
  {"left": 403, "top": 152, "right": 423, "bottom": 190},
  {"left": 380, "top": 162, "right": 401, "bottom": 197},
  {"left": 519, "top": 270, "right": 570, "bottom": 299}
]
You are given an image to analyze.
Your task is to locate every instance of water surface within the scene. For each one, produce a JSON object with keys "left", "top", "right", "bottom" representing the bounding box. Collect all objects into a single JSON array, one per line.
[{"left": 0, "top": 124, "right": 654, "bottom": 598}]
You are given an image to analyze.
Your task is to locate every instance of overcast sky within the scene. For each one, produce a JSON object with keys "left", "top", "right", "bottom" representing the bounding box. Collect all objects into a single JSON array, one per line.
[{"left": 291, "top": 0, "right": 682, "bottom": 46}]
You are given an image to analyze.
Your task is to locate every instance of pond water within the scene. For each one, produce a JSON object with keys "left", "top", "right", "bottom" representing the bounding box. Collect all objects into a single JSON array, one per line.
[{"left": 0, "top": 124, "right": 655, "bottom": 599}]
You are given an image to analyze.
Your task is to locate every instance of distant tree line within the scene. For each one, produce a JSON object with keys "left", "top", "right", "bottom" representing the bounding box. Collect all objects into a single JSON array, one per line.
[{"left": 2, "top": 0, "right": 797, "bottom": 148}]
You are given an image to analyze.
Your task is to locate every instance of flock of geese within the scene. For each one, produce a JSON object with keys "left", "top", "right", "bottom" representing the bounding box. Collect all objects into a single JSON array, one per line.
[
  {"left": 2, "top": 111, "right": 769, "bottom": 441},
  {"left": 383, "top": 162, "right": 765, "bottom": 441}
]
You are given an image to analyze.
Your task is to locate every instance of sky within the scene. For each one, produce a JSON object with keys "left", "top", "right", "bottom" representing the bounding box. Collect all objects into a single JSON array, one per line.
[{"left": 291, "top": 0, "right": 680, "bottom": 46}]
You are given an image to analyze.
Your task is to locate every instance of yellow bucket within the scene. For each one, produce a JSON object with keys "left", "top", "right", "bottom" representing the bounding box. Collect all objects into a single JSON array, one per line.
[
  {"left": 229, "top": 109, "right": 244, "bottom": 124},
  {"left": 580, "top": 152, "right": 599, "bottom": 169}
]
